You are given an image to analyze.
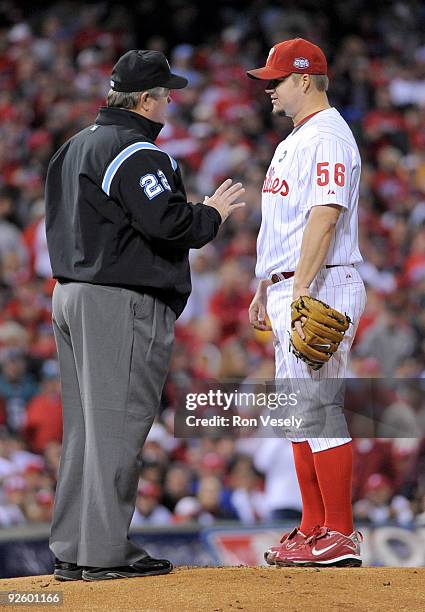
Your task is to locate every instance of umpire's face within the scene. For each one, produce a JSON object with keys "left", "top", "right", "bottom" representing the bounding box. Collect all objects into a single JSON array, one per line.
[{"left": 140, "top": 87, "right": 172, "bottom": 125}]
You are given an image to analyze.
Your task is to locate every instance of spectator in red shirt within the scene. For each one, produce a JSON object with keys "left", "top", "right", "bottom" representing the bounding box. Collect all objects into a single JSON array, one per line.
[
  {"left": 352, "top": 439, "right": 398, "bottom": 501},
  {"left": 21, "top": 359, "right": 62, "bottom": 454},
  {"left": 209, "top": 260, "right": 253, "bottom": 341},
  {"left": 362, "top": 88, "right": 407, "bottom": 153}
]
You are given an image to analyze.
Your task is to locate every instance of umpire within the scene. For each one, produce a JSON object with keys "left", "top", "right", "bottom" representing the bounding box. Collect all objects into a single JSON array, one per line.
[{"left": 45, "top": 50, "right": 245, "bottom": 581}]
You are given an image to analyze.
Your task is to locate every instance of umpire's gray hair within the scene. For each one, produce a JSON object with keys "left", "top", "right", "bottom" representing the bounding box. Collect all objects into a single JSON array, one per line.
[
  {"left": 291, "top": 73, "right": 329, "bottom": 92},
  {"left": 106, "top": 87, "right": 169, "bottom": 109}
]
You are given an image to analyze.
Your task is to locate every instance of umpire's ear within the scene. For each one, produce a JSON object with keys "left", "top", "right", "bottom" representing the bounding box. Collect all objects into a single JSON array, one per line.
[{"left": 139, "top": 91, "right": 152, "bottom": 112}]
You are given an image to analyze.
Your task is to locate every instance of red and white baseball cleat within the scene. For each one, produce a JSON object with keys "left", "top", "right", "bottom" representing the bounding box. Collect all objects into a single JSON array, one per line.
[
  {"left": 264, "top": 527, "right": 307, "bottom": 566},
  {"left": 276, "top": 526, "right": 363, "bottom": 567}
]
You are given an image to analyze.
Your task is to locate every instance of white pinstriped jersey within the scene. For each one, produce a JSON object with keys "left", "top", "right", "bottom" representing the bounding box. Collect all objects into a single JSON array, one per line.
[{"left": 256, "top": 108, "right": 363, "bottom": 279}]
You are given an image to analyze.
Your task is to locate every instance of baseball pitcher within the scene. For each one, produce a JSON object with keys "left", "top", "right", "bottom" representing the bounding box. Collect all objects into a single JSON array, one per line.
[{"left": 248, "top": 38, "right": 366, "bottom": 567}]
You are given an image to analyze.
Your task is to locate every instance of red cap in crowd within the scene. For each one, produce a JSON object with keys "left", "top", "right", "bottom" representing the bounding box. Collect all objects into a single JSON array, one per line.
[
  {"left": 247, "top": 38, "right": 327, "bottom": 80},
  {"left": 25, "top": 462, "right": 44, "bottom": 474},
  {"left": 365, "top": 473, "right": 392, "bottom": 492},
  {"left": 137, "top": 480, "right": 161, "bottom": 499},
  {"left": 201, "top": 452, "right": 226, "bottom": 471},
  {"left": 36, "top": 489, "right": 54, "bottom": 506}
]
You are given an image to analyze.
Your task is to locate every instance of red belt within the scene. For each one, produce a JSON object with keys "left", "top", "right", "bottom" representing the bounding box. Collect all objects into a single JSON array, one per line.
[{"left": 271, "top": 264, "right": 351, "bottom": 284}]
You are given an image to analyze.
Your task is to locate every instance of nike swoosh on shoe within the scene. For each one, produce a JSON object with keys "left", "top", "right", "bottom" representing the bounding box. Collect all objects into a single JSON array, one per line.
[{"left": 311, "top": 542, "right": 341, "bottom": 556}]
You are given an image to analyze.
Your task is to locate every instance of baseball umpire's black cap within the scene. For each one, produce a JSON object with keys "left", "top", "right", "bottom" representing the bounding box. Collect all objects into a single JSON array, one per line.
[{"left": 110, "top": 50, "right": 188, "bottom": 92}]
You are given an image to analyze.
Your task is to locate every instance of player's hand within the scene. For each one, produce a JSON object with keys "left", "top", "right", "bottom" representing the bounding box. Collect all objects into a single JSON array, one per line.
[
  {"left": 249, "top": 294, "right": 272, "bottom": 332},
  {"left": 292, "top": 286, "right": 310, "bottom": 340},
  {"left": 203, "top": 179, "right": 245, "bottom": 223}
]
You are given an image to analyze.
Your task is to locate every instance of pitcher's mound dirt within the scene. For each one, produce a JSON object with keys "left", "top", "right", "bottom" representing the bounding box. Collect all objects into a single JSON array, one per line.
[{"left": 1, "top": 567, "right": 424, "bottom": 611}]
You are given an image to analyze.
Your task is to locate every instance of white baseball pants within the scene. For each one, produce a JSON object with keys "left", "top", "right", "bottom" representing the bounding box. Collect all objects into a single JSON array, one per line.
[{"left": 266, "top": 265, "right": 367, "bottom": 452}]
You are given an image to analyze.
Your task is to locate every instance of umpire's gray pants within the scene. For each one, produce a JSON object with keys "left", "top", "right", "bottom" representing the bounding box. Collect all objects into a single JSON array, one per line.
[{"left": 49, "top": 282, "right": 175, "bottom": 567}]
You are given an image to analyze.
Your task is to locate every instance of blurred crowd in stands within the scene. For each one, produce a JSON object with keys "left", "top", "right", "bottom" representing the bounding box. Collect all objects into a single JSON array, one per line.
[{"left": 1, "top": 0, "right": 425, "bottom": 528}]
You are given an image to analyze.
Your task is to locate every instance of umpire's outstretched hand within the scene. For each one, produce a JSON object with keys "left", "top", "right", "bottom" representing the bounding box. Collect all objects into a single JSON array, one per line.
[{"left": 203, "top": 179, "right": 245, "bottom": 222}]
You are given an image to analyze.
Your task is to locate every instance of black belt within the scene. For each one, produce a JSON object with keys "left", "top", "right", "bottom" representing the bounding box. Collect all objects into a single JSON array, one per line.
[{"left": 271, "top": 264, "right": 352, "bottom": 284}]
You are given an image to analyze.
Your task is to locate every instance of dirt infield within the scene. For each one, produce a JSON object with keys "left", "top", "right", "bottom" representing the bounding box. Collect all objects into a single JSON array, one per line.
[{"left": 0, "top": 567, "right": 424, "bottom": 611}]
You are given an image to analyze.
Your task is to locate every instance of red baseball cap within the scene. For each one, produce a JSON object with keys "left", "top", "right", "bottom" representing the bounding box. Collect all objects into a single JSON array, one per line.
[
  {"left": 365, "top": 473, "right": 392, "bottom": 492},
  {"left": 247, "top": 38, "right": 327, "bottom": 81},
  {"left": 137, "top": 480, "right": 161, "bottom": 498}
]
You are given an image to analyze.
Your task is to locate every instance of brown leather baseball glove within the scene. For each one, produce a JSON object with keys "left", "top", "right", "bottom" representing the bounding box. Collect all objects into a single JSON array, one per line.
[{"left": 289, "top": 296, "right": 351, "bottom": 370}]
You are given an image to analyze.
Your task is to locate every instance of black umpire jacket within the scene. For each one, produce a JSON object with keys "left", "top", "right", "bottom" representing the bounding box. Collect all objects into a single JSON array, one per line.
[{"left": 45, "top": 107, "right": 222, "bottom": 317}]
